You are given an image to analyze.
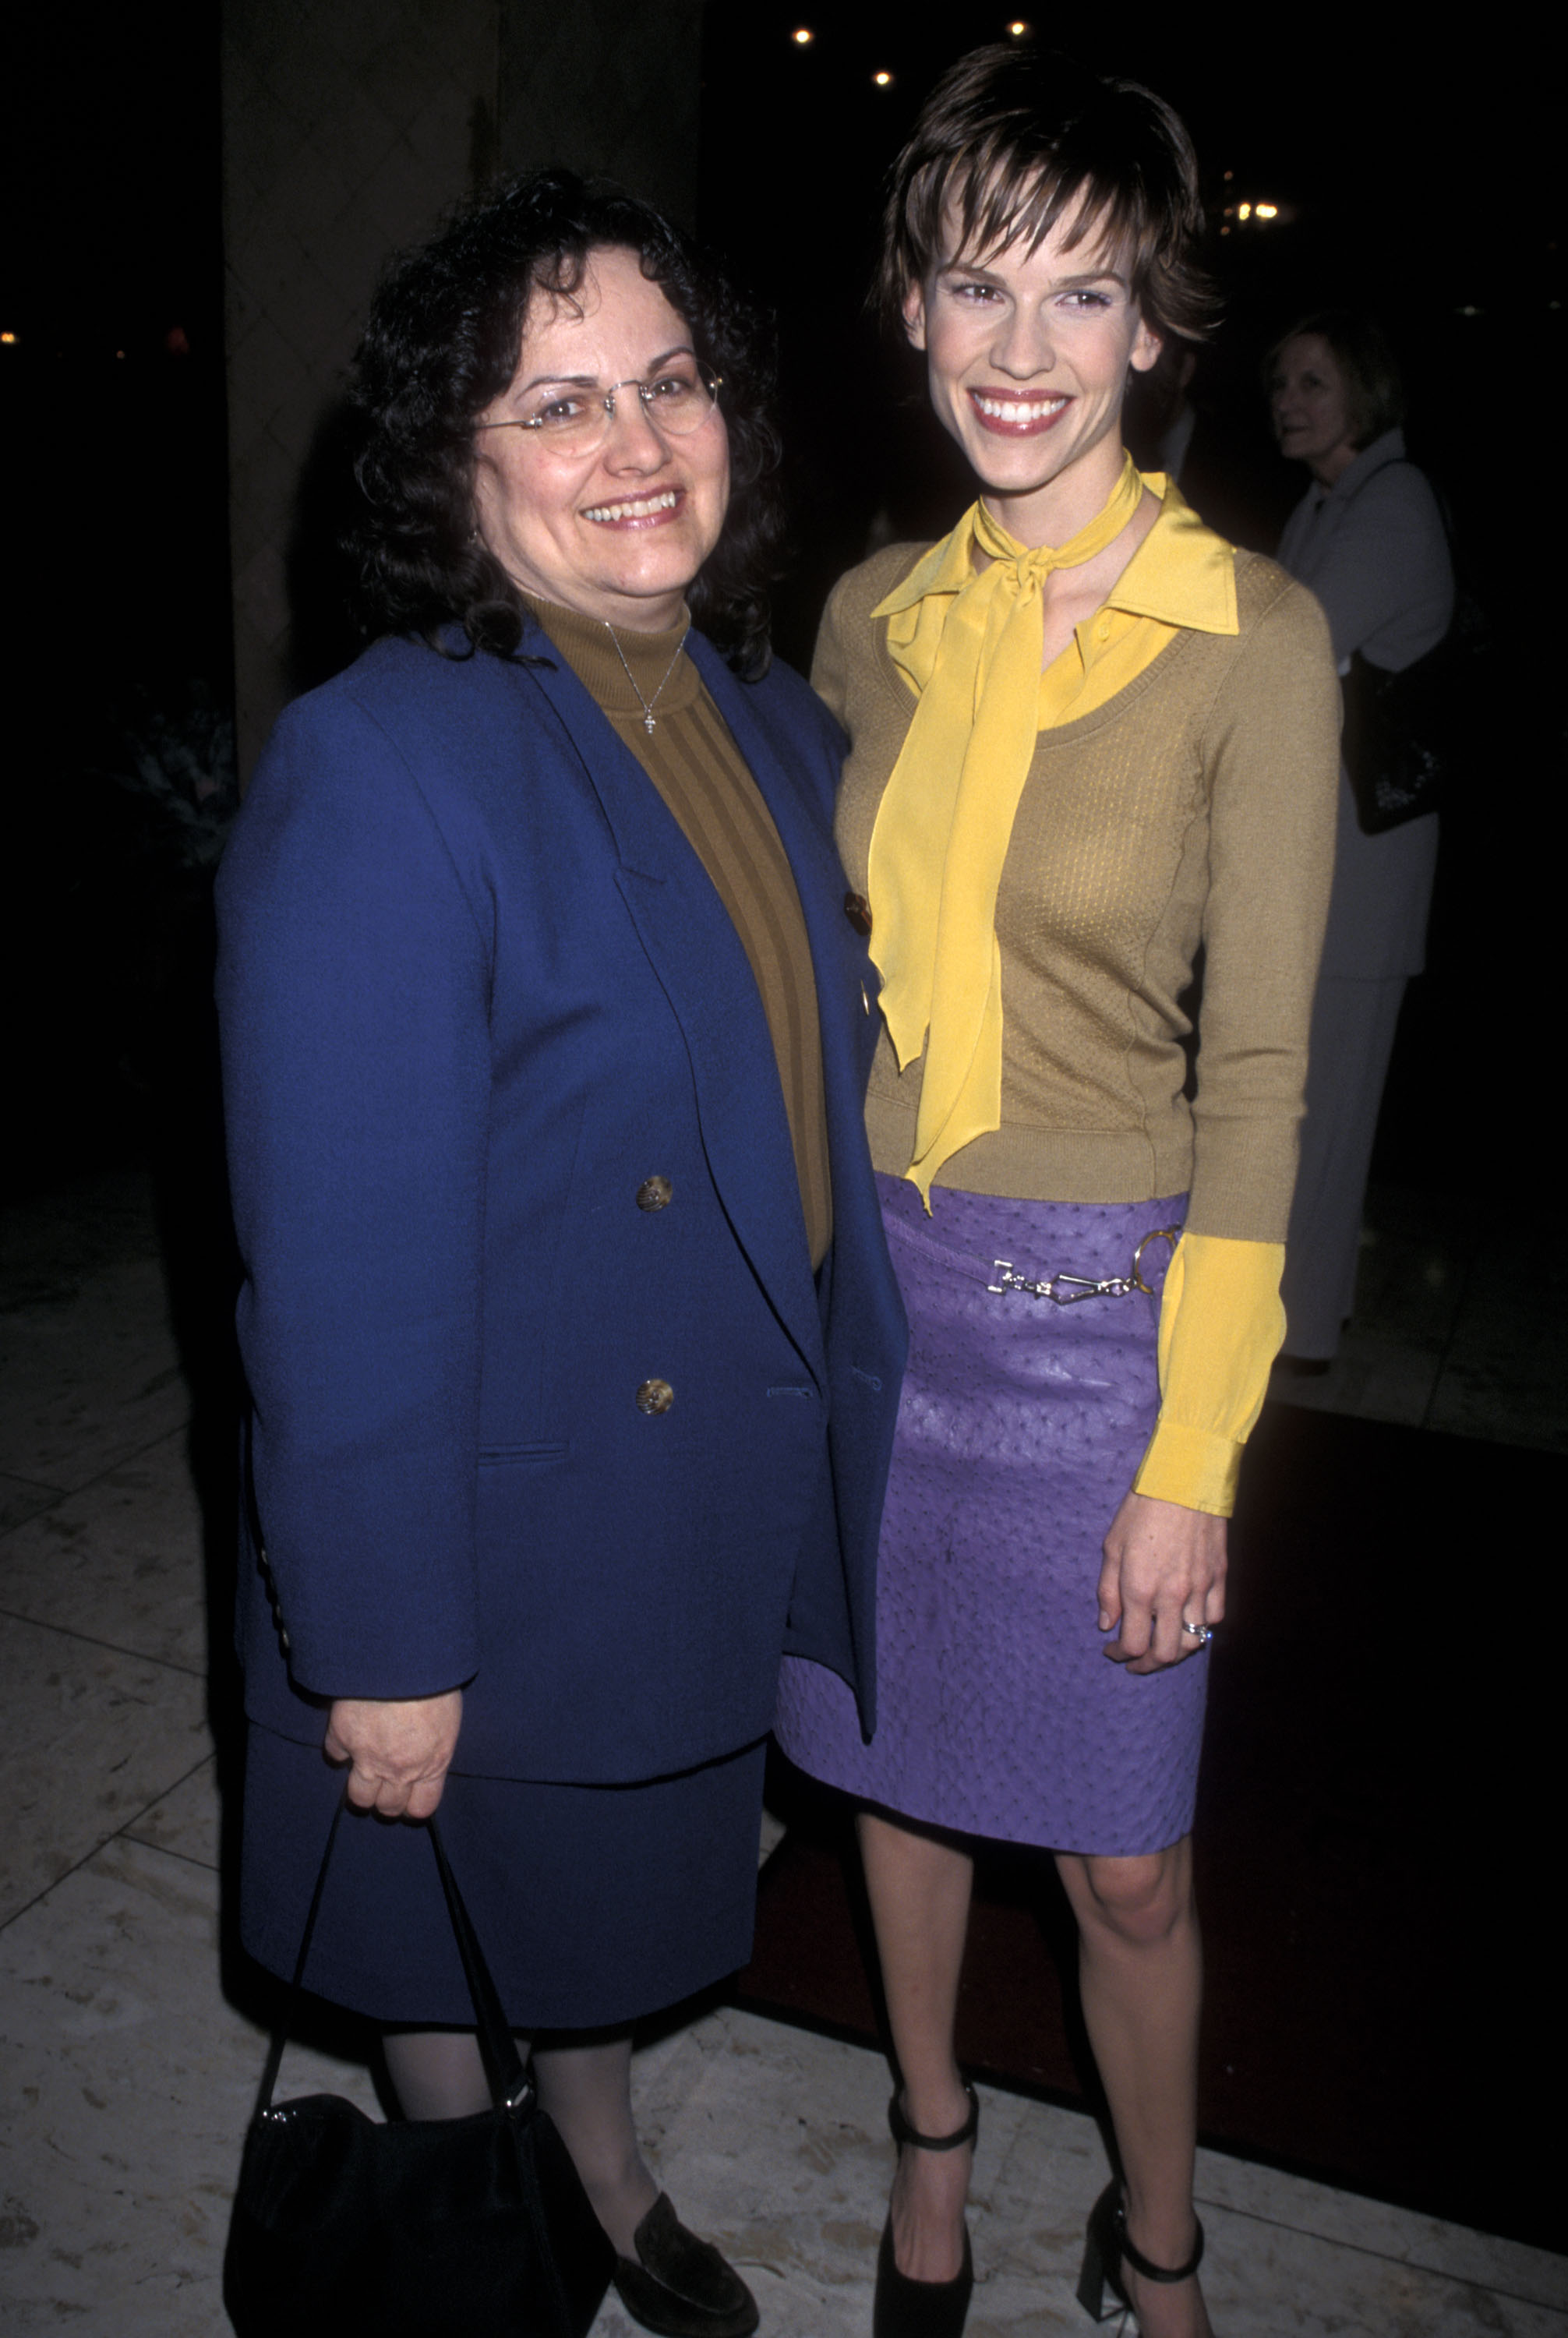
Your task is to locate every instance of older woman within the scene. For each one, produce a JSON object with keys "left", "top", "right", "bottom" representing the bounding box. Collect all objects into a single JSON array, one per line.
[
  {"left": 1268, "top": 313, "right": 1454, "bottom": 1363},
  {"left": 217, "top": 169, "right": 904, "bottom": 2338},
  {"left": 772, "top": 48, "right": 1340, "bottom": 2337}
]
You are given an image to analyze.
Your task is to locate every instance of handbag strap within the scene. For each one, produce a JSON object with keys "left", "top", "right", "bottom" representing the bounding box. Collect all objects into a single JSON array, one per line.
[
  {"left": 426, "top": 1813, "right": 532, "bottom": 2110},
  {"left": 252, "top": 1785, "right": 531, "bottom": 2120}
]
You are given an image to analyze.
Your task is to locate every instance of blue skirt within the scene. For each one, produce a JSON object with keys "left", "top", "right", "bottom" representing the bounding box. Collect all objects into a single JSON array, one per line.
[
  {"left": 775, "top": 1177, "right": 1208, "bottom": 1857},
  {"left": 241, "top": 1725, "right": 767, "bottom": 2029}
]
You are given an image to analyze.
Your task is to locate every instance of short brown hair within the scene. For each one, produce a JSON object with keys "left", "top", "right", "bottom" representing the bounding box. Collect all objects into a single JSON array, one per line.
[
  {"left": 1267, "top": 311, "right": 1405, "bottom": 449},
  {"left": 878, "top": 44, "right": 1215, "bottom": 346}
]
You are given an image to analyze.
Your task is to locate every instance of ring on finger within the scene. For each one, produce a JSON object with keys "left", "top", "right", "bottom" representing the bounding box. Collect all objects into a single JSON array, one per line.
[{"left": 1180, "top": 1619, "right": 1214, "bottom": 1645}]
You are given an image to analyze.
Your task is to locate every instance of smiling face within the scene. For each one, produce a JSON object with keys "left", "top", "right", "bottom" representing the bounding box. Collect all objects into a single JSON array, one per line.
[
  {"left": 471, "top": 243, "right": 730, "bottom": 630},
  {"left": 1269, "top": 333, "right": 1358, "bottom": 486},
  {"left": 904, "top": 192, "right": 1161, "bottom": 546}
]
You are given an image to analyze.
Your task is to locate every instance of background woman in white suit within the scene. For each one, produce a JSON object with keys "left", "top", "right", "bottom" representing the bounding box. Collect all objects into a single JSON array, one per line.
[{"left": 1268, "top": 312, "right": 1454, "bottom": 1363}]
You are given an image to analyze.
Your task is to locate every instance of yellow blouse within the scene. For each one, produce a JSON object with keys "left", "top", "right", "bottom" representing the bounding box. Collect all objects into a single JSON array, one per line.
[
  {"left": 867, "top": 457, "right": 1152, "bottom": 1199},
  {"left": 1137, "top": 1231, "right": 1283, "bottom": 1513}
]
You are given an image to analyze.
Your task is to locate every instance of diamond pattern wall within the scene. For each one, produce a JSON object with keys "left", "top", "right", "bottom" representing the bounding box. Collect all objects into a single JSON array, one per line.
[
  {"left": 499, "top": 0, "right": 702, "bottom": 228},
  {"left": 222, "top": 0, "right": 701, "bottom": 777}
]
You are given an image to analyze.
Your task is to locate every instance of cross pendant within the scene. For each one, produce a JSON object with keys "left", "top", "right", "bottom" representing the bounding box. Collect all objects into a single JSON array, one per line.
[{"left": 643, "top": 713, "right": 657, "bottom": 733}]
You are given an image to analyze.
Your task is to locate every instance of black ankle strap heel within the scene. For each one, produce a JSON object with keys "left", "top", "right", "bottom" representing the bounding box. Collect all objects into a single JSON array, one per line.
[
  {"left": 872, "top": 2085, "right": 980, "bottom": 2338},
  {"left": 1076, "top": 2181, "right": 1205, "bottom": 2322},
  {"left": 888, "top": 2085, "right": 980, "bottom": 2156}
]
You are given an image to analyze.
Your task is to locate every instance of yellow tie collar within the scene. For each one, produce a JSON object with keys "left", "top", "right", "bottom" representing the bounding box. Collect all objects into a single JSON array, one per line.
[{"left": 867, "top": 452, "right": 1146, "bottom": 1203}]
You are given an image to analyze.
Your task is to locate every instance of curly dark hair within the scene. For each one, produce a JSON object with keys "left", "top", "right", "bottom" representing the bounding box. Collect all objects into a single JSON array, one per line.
[
  {"left": 878, "top": 45, "right": 1217, "bottom": 349},
  {"left": 348, "top": 170, "right": 784, "bottom": 676}
]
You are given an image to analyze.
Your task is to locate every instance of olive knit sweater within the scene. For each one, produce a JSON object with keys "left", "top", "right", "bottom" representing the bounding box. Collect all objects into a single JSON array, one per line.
[{"left": 817, "top": 541, "right": 1340, "bottom": 1242}]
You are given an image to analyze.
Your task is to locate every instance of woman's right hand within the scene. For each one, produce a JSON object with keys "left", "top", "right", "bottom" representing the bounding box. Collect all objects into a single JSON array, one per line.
[
  {"left": 1098, "top": 1490, "right": 1226, "bottom": 1673},
  {"left": 323, "top": 1690, "right": 464, "bottom": 1819}
]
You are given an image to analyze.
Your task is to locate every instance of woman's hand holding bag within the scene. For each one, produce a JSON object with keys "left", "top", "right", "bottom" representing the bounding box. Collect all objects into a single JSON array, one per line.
[{"left": 323, "top": 1689, "right": 464, "bottom": 1818}]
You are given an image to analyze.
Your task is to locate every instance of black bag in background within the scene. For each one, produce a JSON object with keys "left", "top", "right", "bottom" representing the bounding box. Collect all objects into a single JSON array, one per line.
[
  {"left": 224, "top": 1793, "right": 615, "bottom": 2338},
  {"left": 1340, "top": 593, "right": 1485, "bottom": 835},
  {"left": 1338, "top": 468, "right": 1486, "bottom": 836}
]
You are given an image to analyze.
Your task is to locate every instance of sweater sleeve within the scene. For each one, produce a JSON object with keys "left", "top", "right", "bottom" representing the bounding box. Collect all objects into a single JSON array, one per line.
[
  {"left": 810, "top": 570, "right": 855, "bottom": 728},
  {"left": 1185, "top": 571, "right": 1340, "bottom": 1240},
  {"left": 1133, "top": 1234, "right": 1284, "bottom": 1514}
]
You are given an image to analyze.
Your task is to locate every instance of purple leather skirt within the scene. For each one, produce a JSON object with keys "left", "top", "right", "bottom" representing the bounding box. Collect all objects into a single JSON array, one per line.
[{"left": 775, "top": 1175, "right": 1209, "bottom": 1856}]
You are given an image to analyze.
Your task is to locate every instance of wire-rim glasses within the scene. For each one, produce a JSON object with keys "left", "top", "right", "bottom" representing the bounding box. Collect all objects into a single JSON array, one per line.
[{"left": 475, "top": 359, "right": 722, "bottom": 457}]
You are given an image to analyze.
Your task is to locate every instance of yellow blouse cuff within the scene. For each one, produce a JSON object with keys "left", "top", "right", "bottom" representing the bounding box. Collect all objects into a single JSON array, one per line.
[
  {"left": 1132, "top": 1234, "right": 1286, "bottom": 1517},
  {"left": 1135, "top": 1419, "right": 1245, "bottom": 1513}
]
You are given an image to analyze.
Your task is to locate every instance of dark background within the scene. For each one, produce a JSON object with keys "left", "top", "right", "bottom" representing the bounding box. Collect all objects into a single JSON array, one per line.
[
  {"left": 2, "top": 5, "right": 1559, "bottom": 1203},
  {"left": 4, "top": 8, "right": 231, "bottom": 1192}
]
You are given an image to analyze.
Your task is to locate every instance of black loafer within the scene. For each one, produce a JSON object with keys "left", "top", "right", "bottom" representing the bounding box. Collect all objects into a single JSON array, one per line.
[{"left": 612, "top": 2193, "right": 760, "bottom": 2338}]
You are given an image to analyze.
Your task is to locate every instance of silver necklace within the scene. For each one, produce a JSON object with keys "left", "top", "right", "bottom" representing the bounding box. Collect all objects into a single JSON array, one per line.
[{"left": 603, "top": 620, "right": 689, "bottom": 733}]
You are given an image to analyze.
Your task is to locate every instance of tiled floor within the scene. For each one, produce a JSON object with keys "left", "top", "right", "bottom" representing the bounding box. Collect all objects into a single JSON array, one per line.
[
  {"left": 2, "top": 1167, "right": 1564, "bottom": 2333},
  {"left": 1267, "top": 1184, "right": 1568, "bottom": 1449}
]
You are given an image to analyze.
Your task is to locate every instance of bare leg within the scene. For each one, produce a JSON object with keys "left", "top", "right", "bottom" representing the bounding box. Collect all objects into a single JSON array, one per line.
[
  {"left": 857, "top": 1810, "right": 976, "bottom": 2283},
  {"left": 383, "top": 2026, "right": 656, "bottom": 2256},
  {"left": 534, "top": 2035, "right": 659, "bottom": 2258},
  {"left": 1056, "top": 1835, "right": 1212, "bottom": 2338}
]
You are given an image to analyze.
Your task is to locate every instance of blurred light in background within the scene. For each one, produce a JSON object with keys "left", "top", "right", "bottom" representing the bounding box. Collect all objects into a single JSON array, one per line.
[
  {"left": 791, "top": 26, "right": 813, "bottom": 44},
  {"left": 1222, "top": 200, "right": 1286, "bottom": 228}
]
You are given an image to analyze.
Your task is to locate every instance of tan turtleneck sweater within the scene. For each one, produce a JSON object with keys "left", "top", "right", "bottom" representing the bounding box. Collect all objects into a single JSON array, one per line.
[{"left": 526, "top": 595, "right": 832, "bottom": 1268}]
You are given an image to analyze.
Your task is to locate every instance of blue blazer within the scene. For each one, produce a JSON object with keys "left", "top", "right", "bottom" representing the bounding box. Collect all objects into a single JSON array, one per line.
[{"left": 216, "top": 620, "right": 906, "bottom": 1783}]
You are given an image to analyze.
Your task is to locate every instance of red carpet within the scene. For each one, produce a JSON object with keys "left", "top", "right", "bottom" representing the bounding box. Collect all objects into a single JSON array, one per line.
[{"left": 733, "top": 1402, "right": 1561, "bottom": 2252}]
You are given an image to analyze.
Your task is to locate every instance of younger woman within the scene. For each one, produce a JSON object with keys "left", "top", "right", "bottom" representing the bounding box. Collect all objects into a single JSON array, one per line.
[{"left": 775, "top": 48, "right": 1340, "bottom": 2335}]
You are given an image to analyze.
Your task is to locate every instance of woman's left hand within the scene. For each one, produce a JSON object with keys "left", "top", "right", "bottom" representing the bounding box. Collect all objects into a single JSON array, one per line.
[
  {"left": 1097, "top": 1492, "right": 1227, "bottom": 1673},
  {"left": 323, "top": 1690, "right": 464, "bottom": 1818}
]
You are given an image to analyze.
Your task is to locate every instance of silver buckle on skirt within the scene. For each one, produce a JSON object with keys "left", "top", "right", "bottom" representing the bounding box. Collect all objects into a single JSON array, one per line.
[{"left": 986, "top": 1226, "right": 1181, "bottom": 1305}]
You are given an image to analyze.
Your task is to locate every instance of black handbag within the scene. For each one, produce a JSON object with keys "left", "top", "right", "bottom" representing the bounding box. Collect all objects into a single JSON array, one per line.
[
  {"left": 224, "top": 1793, "right": 615, "bottom": 2338},
  {"left": 1340, "top": 623, "right": 1474, "bottom": 835},
  {"left": 1338, "top": 471, "right": 1485, "bottom": 836}
]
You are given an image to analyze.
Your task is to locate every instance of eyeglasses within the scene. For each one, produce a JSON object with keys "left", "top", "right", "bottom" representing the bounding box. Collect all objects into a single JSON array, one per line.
[{"left": 475, "top": 360, "right": 722, "bottom": 457}]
